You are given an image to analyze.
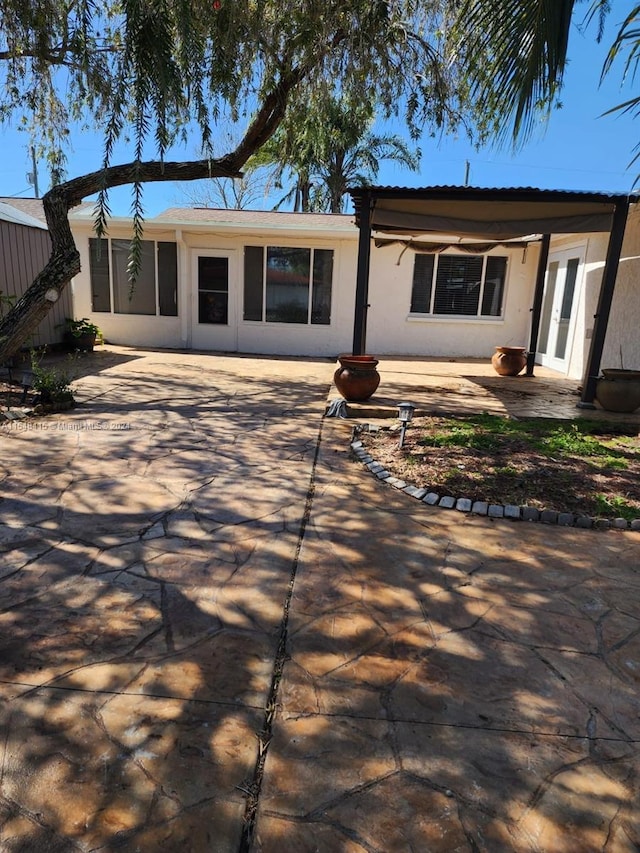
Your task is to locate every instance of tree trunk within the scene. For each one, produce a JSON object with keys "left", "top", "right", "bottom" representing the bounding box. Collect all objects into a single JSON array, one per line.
[
  {"left": 0, "top": 159, "right": 242, "bottom": 365},
  {"left": 0, "top": 190, "right": 80, "bottom": 363}
]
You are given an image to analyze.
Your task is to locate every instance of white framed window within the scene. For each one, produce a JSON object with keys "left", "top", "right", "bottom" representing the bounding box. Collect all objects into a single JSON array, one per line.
[
  {"left": 243, "top": 245, "right": 333, "bottom": 325},
  {"left": 410, "top": 253, "right": 507, "bottom": 318},
  {"left": 88, "top": 238, "right": 178, "bottom": 316}
]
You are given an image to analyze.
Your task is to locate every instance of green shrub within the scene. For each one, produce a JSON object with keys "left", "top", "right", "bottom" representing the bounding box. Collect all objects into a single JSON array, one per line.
[{"left": 30, "top": 351, "right": 77, "bottom": 403}]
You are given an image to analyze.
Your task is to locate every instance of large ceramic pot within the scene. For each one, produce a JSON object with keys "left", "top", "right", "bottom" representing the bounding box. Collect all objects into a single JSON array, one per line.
[
  {"left": 601, "top": 368, "right": 640, "bottom": 381},
  {"left": 491, "top": 346, "right": 527, "bottom": 377},
  {"left": 596, "top": 376, "right": 640, "bottom": 413},
  {"left": 333, "top": 355, "right": 380, "bottom": 402}
]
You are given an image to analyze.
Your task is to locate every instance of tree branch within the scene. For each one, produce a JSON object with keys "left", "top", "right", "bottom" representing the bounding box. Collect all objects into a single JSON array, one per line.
[
  {"left": 59, "top": 157, "right": 244, "bottom": 209},
  {"left": 0, "top": 36, "right": 344, "bottom": 365},
  {"left": 0, "top": 155, "right": 243, "bottom": 364}
]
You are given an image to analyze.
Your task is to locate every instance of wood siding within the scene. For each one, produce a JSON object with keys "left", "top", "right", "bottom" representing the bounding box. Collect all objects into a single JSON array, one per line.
[{"left": 0, "top": 220, "right": 73, "bottom": 348}]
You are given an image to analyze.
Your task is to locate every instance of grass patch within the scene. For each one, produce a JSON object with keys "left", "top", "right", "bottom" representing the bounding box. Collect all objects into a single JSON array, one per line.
[{"left": 363, "top": 414, "right": 640, "bottom": 520}]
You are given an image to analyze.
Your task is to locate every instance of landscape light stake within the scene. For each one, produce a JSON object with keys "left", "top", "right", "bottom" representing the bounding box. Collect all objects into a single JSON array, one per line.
[{"left": 397, "top": 402, "right": 416, "bottom": 448}]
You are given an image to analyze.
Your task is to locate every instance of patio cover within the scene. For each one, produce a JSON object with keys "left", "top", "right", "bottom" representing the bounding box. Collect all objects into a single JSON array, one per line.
[{"left": 348, "top": 186, "right": 638, "bottom": 406}]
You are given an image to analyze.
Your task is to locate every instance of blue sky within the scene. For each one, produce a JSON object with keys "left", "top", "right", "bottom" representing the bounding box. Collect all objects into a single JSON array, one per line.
[{"left": 0, "top": 3, "right": 637, "bottom": 217}]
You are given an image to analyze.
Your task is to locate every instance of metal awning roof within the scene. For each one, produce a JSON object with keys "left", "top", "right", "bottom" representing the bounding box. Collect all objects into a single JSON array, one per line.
[{"left": 349, "top": 186, "right": 638, "bottom": 240}]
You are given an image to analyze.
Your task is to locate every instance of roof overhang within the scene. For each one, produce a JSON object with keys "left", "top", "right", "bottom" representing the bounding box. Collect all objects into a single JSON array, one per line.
[
  {"left": 0, "top": 200, "right": 48, "bottom": 230},
  {"left": 349, "top": 186, "right": 638, "bottom": 241}
]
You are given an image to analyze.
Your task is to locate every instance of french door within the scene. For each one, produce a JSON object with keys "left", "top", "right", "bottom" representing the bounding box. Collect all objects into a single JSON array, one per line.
[{"left": 536, "top": 247, "right": 585, "bottom": 372}]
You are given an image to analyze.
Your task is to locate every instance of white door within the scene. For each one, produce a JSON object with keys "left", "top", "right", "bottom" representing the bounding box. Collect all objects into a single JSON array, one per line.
[
  {"left": 191, "top": 250, "right": 238, "bottom": 351},
  {"left": 536, "top": 247, "right": 585, "bottom": 373}
]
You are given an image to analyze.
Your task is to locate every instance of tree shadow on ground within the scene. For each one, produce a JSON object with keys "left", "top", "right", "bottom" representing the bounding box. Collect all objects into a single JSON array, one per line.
[
  {"left": 3, "top": 348, "right": 638, "bottom": 852},
  {"left": 0, "top": 352, "right": 332, "bottom": 852},
  {"left": 252, "top": 421, "right": 640, "bottom": 851}
]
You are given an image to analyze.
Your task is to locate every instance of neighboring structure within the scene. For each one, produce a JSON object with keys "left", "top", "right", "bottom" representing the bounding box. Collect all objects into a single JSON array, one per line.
[
  {"left": 0, "top": 197, "right": 72, "bottom": 350},
  {"left": 68, "top": 191, "right": 640, "bottom": 388}
]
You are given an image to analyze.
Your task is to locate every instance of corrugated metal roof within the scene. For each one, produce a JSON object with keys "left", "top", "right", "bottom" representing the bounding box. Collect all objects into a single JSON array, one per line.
[
  {"left": 349, "top": 184, "right": 639, "bottom": 201},
  {"left": 348, "top": 185, "right": 638, "bottom": 240}
]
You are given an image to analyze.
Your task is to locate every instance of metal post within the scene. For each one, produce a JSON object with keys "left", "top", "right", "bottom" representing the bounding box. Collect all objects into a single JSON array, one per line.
[
  {"left": 399, "top": 423, "right": 408, "bottom": 448},
  {"left": 578, "top": 199, "right": 630, "bottom": 407},
  {"left": 352, "top": 191, "right": 372, "bottom": 355},
  {"left": 525, "top": 234, "right": 551, "bottom": 376}
]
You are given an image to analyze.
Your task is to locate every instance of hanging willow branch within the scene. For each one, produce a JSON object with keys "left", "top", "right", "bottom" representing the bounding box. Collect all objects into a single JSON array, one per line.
[{"left": 0, "top": 56, "right": 312, "bottom": 364}]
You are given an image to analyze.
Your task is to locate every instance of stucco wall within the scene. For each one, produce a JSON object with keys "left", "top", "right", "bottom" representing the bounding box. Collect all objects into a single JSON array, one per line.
[
  {"left": 602, "top": 204, "right": 640, "bottom": 372},
  {"left": 551, "top": 205, "right": 640, "bottom": 380},
  {"left": 71, "top": 204, "right": 638, "bottom": 367},
  {"left": 71, "top": 220, "right": 357, "bottom": 357},
  {"left": 366, "top": 241, "right": 540, "bottom": 358},
  {"left": 73, "top": 223, "right": 184, "bottom": 349}
]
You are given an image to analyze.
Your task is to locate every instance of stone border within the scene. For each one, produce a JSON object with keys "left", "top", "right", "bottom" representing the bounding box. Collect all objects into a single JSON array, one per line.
[{"left": 350, "top": 430, "right": 640, "bottom": 532}]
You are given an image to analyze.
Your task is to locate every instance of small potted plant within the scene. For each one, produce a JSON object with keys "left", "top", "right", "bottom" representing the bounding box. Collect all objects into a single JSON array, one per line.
[
  {"left": 63, "top": 317, "right": 101, "bottom": 352},
  {"left": 30, "top": 351, "right": 76, "bottom": 412}
]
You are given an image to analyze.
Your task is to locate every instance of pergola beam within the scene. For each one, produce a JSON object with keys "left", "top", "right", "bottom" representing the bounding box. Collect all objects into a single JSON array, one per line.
[
  {"left": 349, "top": 186, "right": 636, "bottom": 369},
  {"left": 526, "top": 234, "right": 551, "bottom": 376},
  {"left": 352, "top": 190, "right": 372, "bottom": 355}
]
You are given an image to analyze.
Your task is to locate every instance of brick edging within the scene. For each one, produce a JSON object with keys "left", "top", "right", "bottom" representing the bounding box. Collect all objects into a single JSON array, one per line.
[{"left": 350, "top": 435, "right": 640, "bottom": 532}]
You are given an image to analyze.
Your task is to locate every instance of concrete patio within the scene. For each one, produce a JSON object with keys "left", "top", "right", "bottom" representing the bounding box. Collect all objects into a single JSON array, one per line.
[{"left": 0, "top": 346, "right": 638, "bottom": 852}]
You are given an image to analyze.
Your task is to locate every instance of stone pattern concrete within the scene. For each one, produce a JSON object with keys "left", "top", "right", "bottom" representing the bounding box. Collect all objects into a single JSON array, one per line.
[
  {"left": 1, "top": 347, "right": 638, "bottom": 852},
  {"left": 0, "top": 348, "right": 331, "bottom": 852},
  {"left": 346, "top": 356, "right": 640, "bottom": 424},
  {"left": 256, "top": 417, "right": 640, "bottom": 852}
]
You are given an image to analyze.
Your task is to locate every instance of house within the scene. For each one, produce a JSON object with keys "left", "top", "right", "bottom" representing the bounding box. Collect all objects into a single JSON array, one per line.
[
  {"left": 0, "top": 197, "right": 72, "bottom": 349},
  {"left": 70, "top": 207, "right": 359, "bottom": 357},
  {"left": 68, "top": 188, "right": 640, "bottom": 394}
]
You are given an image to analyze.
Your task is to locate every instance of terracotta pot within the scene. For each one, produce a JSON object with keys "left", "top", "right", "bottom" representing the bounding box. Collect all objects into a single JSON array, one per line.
[
  {"left": 333, "top": 355, "right": 380, "bottom": 402},
  {"left": 491, "top": 346, "right": 527, "bottom": 377},
  {"left": 595, "top": 378, "right": 640, "bottom": 413}
]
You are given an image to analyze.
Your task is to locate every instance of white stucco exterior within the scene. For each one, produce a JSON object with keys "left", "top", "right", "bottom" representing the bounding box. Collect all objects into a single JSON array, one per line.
[
  {"left": 601, "top": 204, "right": 640, "bottom": 372},
  {"left": 69, "top": 203, "right": 639, "bottom": 377},
  {"left": 366, "top": 240, "right": 540, "bottom": 357},
  {"left": 70, "top": 210, "right": 358, "bottom": 357},
  {"left": 547, "top": 205, "right": 640, "bottom": 379}
]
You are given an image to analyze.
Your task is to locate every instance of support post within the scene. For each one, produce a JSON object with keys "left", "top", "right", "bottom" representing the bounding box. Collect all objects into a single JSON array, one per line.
[
  {"left": 352, "top": 191, "right": 372, "bottom": 355},
  {"left": 578, "top": 199, "right": 630, "bottom": 407},
  {"left": 526, "top": 234, "right": 551, "bottom": 376}
]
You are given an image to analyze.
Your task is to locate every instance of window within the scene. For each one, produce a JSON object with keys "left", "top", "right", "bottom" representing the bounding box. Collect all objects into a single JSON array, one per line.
[
  {"left": 410, "top": 253, "right": 507, "bottom": 318},
  {"left": 89, "top": 238, "right": 177, "bottom": 316},
  {"left": 243, "top": 246, "right": 333, "bottom": 324},
  {"left": 198, "top": 256, "right": 228, "bottom": 324}
]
